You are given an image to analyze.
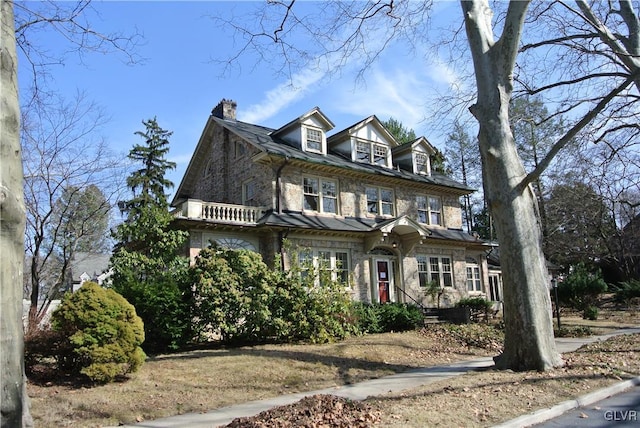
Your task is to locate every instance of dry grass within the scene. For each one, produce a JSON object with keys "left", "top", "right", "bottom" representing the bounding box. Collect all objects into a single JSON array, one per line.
[{"left": 27, "top": 306, "right": 639, "bottom": 428}]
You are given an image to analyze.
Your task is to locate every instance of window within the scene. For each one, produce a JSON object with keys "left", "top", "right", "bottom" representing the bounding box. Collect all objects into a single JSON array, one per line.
[
  {"left": 355, "top": 140, "right": 389, "bottom": 167},
  {"left": 374, "top": 145, "right": 388, "bottom": 166},
  {"left": 356, "top": 141, "right": 371, "bottom": 163},
  {"left": 234, "top": 141, "right": 246, "bottom": 158},
  {"left": 298, "top": 249, "right": 313, "bottom": 280},
  {"left": 415, "top": 153, "right": 429, "bottom": 174},
  {"left": 335, "top": 251, "right": 349, "bottom": 284},
  {"left": 243, "top": 180, "right": 257, "bottom": 206},
  {"left": 297, "top": 249, "right": 350, "bottom": 285},
  {"left": 303, "top": 177, "right": 338, "bottom": 214},
  {"left": 366, "top": 187, "right": 394, "bottom": 216},
  {"left": 417, "top": 256, "right": 430, "bottom": 288},
  {"left": 416, "top": 195, "right": 442, "bottom": 226},
  {"left": 466, "top": 265, "right": 482, "bottom": 292},
  {"left": 489, "top": 275, "right": 501, "bottom": 301},
  {"left": 305, "top": 128, "right": 323, "bottom": 152},
  {"left": 417, "top": 255, "right": 452, "bottom": 287}
]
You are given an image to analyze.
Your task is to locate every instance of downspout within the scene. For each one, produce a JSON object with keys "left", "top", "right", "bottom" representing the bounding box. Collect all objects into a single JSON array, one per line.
[
  {"left": 275, "top": 157, "right": 290, "bottom": 270},
  {"left": 275, "top": 157, "right": 290, "bottom": 214}
]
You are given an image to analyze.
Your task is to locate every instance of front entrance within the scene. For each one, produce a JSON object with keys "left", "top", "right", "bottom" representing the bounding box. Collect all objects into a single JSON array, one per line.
[{"left": 374, "top": 259, "right": 395, "bottom": 303}]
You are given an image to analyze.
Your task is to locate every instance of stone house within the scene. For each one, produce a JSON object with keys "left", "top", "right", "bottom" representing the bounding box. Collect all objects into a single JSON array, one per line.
[{"left": 171, "top": 99, "right": 500, "bottom": 308}]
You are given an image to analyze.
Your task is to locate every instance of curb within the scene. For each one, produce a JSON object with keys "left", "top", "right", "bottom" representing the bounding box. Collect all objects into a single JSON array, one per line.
[{"left": 492, "top": 376, "right": 640, "bottom": 428}]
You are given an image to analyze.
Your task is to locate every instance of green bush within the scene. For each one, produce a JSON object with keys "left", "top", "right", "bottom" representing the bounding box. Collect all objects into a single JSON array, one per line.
[
  {"left": 266, "top": 266, "right": 357, "bottom": 343},
  {"left": 351, "top": 302, "right": 423, "bottom": 333},
  {"left": 110, "top": 250, "right": 192, "bottom": 353},
  {"left": 377, "top": 303, "right": 424, "bottom": 332},
  {"left": 612, "top": 280, "right": 640, "bottom": 306},
  {"left": 190, "top": 245, "right": 357, "bottom": 344},
  {"left": 51, "top": 282, "right": 146, "bottom": 383},
  {"left": 583, "top": 305, "right": 599, "bottom": 320},
  {"left": 557, "top": 263, "right": 607, "bottom": 311},
  {"left": 456, "top": 297, "right": 493, "bottom": 311},
  {"left": 350, "top": 302, "right": 383, "bottom": 334}
]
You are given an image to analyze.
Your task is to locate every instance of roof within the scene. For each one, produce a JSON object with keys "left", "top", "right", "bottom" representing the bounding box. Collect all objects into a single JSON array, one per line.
[
  {"left": 256, "top": 210, "right": 486, "bottom": 247},
  {"left": 70, "top": 252, "right": 111, "bottom": 282},
  {"left": 172, "top": 111, "right": 475, "bottom": 207},
  {"left": 216, "top": 117, "right": 472, "bottom": 188}
]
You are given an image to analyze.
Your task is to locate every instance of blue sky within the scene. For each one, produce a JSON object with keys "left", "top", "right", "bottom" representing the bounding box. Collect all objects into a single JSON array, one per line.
[{"left": 17, "top": 1, "right": 467, "bottom": 195}]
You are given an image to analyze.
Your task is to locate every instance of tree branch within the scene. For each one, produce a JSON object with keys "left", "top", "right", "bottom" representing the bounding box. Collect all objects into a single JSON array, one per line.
[{"left": 518, "top": 69, "right": 639, "bottom": 191}]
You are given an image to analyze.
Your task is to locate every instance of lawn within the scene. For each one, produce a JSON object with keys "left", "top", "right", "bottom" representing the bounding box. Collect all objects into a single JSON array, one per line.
[{"left": 27, "top": 304, "right": 639, "bottom": 427}]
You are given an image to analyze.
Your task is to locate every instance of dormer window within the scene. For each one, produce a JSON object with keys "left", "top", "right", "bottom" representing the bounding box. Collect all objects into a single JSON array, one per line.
[
  {"left": 305, "top": 127, "right": 323, "bottom": 153},
  {"left": 356, "top": 140, "right": 389, "bottom": 167},
  {"left": 415, "top": 153, "right": 430, "bottom": 175}
]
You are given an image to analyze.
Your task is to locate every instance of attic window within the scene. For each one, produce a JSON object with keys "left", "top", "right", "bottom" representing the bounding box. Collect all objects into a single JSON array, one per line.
[
  {"left": 356, "top": 140, "right": 389, "bottom": 167},
  {"left": 305, "top": 127, "right": 323, "bottom": 153},
  {"left": 415, "top": 153, "right": 430, "bottom": 175}
]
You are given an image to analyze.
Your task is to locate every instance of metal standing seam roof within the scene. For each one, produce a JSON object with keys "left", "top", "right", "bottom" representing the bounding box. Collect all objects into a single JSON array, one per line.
[{"left": 256, "top": 210, "right": 487, "bottom": 246}]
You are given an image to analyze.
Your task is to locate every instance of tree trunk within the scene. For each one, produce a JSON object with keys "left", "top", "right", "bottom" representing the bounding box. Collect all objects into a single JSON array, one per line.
[
  {"left": 462, "top": 0, "right": 563, "bottom": 371},
  {"left": 0, "top": 1, "right": 33, "bottom": 425}
]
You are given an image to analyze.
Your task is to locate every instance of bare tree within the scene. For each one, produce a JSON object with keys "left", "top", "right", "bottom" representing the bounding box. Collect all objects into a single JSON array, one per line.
[
  {"left": 22, "top": 91, "right": 127, "bottom": 333},
  {"left": 217, "top": 0, "right": 640, "bottom": 370},
  {"left": 1, "top": 2, "right": 140, "bottom": 424},
  {"left": 1, "top": 2, "right": 32, "bottom": 426}
]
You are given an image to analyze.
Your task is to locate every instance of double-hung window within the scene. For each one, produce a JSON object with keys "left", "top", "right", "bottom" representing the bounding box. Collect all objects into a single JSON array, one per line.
[
  {"left": 366, "top": 187, "right": 394, "bottom": 216},
  {"left": 466, "top": 264, "right": 482, "bottom": 292},
  {"left": 416, "top": 195, "right": 442, "bottom": 226},
  {"left": 415, "top": 153, "right": 429, "bottom": 174},
  {"left": 297, "top": 249, "right": 350, "bottom": 286},
  {"left": 305, "top": 128, "right": 323, "bottom": 152},
  {"left": 356, "top": 141, "right": 371, "bottom": 163},
  {"left": 243, "top": 180, "right": 257, "bottom": 206},
  {"left": 303, "top": 177, "right": 337, "bottom": 214},
  {"left": 417, "top": 255, "right": 453, "bottom": 288}
]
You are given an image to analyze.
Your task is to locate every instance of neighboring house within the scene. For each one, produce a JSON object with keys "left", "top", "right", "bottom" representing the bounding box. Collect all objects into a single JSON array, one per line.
[
  {"left": 68, "top": 252, "right": 112, "bottom": 292},
  {"left": 171, "top": 99, "right": 497, "bottom": 308}
]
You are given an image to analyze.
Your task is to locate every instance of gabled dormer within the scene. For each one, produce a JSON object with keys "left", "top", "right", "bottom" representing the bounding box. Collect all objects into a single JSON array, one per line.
[
  {"left": 392, "top": 137, "right": 436, "bottom": 176},
  {"left": 327, "top": 115, "right": 398, "bottom": 168},
  {"left": 270, "top": 107, "right": 334, "bottom": 155}
]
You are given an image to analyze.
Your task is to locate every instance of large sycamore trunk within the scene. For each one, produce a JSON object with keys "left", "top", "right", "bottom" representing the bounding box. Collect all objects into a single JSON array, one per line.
[
  {"left": 462, "top": 0, "right": 563, "bottom": 371},
  {"left": 1, "top": 1, "right": 32, "bottom": 426}
]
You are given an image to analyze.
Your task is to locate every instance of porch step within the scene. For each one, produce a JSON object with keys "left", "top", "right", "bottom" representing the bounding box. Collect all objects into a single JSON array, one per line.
[
  {"left": 423, "top": 315, "right": 442, "bottom": 325},
  {"left": 422, "top": 307, "right": 443, "bottom": 325}
]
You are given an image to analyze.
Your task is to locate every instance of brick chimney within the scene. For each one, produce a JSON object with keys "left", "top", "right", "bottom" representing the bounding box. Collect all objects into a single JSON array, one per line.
[{"left": 212, "top": 99, "right": 237, "bottom": 121}]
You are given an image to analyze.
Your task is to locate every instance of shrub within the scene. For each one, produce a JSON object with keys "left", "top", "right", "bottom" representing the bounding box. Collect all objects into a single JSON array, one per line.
[
  {"left": 266, "top": 267, "right": 357, "bottom": 343},
  {"left": 351, "top": 302, "right": 423, "bottom": 333},
  {"left": 110, "top": 250, "right": 192, "bottom": 353},
  {"left": 456, "top": 297, "right": 493, "bottom": 311},
  {"left": 377, "top": 303, "right": 424, "bottom": 332},
  {"left": 456, "top": 297, "right": 493, "bottom": 323},
  {"left": 583, "top": 305, "right": 599, "bottom": 320},
  {"left": 557, "top": 263, "right": 607, "bottom": 311},
  {"left": 612, "top": 280, "right": 640, "bottom": 306},
  {"left": 350, "top": 302, "right": 383, "bottom": 334},
  {"left": 51, "top": 282, "right": 146, "bottom": 383}
]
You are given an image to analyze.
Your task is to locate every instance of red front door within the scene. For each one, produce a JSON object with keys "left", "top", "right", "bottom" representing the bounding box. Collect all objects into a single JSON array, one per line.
[{"left": 377, "top": 261, "right": 390, "bottom": 303}]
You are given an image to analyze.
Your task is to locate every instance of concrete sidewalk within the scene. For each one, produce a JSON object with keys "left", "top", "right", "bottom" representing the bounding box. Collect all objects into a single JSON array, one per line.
[{"left": 118, "top": 327, "right": 640, "bottom": 428}]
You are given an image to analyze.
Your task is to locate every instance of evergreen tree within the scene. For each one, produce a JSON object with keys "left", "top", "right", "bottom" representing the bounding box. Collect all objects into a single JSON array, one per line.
[
  {"left": 382, "top": 117, "right": 448, "bottom": 174},
  {"left": 110, "top": 118, "right": 191, "bottom": 352},
  {"left": 445, "top": 121, "right": 482, "bottom": 232},
  {"left": 383, "top": 117, "right": 417, "bottom": 144}
]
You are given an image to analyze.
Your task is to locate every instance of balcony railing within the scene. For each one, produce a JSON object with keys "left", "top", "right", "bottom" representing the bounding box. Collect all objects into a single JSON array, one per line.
[{"left": 175, "top": 200, "right": 266, "bottom": 225}]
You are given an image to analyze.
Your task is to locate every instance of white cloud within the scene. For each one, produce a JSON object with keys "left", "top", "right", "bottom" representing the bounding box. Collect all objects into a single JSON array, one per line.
[
  {"left": 240, "top": 68, "right": 324, "bottom": 124},
  {"left": 330, "top": 67, "right": 432, "bottom": 133}
]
